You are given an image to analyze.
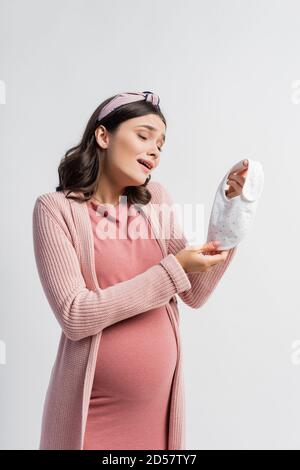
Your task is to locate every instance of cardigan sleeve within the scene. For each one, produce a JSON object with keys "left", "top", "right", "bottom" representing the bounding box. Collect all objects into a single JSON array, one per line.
[
  {"left": 156, "top": 181, "right": 238, "bottom": 309},
  {"left": 32, "top": 198, "right": 191, "bottom": 341}
]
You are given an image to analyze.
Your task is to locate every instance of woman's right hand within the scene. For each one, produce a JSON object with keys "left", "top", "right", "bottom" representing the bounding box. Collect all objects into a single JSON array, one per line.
[{"left": 175, "top": 240, "right": 229, "bottom": 273}]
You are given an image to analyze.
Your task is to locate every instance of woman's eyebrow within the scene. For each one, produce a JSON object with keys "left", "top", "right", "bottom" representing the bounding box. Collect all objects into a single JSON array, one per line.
[{"left": 134, "top": 125, "right": 165, "bottom": 142}]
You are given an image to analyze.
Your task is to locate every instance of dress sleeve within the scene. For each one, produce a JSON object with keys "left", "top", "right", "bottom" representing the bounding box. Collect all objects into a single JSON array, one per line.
[
  {"left": 32, "top": 198, "right": 191, "bottom": 341},
  {"left": 156, "top": 181, "right": 238, "bottom": 309},
  {"left": 207, "top": 158, "right": 264, "bottom": 250}
]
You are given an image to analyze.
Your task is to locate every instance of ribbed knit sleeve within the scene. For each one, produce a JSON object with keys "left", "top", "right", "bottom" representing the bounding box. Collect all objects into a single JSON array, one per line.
[
  {"left": 32, "top": 199, "right": 191, "bottom": 341},
  {"left": 152, "top": 181, "right": 238, "bottom": 309}
]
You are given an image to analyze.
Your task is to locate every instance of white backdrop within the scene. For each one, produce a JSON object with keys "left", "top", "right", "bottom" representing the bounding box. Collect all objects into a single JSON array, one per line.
[{"left": 0, "top": 0, "right": 299, "bottom": 450}]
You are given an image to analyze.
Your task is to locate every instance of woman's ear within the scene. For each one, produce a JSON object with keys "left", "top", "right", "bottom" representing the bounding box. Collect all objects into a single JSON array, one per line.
[{"left": 95, "top": 125, "right": 109, "bottom": 150}]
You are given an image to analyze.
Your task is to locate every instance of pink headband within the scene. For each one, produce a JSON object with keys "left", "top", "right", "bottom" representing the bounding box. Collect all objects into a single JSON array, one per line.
[{"left": 97, "top": 91, "right": 160, "bottom": 122}]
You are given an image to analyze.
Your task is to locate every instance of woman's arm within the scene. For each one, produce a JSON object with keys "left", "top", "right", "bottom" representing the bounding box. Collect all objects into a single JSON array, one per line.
[
  {"left": 32, "top": 198, "right": 192, "bottom": 341},
  {"left": 155, "top": 181, "right": 238, "bottom": 309}
]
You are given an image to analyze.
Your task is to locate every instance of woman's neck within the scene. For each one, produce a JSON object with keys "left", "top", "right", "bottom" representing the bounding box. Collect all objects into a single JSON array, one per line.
[{"left": 91, "top": 176, "right": 125, "bottom": 206}]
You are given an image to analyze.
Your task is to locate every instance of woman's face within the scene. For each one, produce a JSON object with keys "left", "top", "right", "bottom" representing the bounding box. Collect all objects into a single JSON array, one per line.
[{"left": 95, "top": 114, "right": 166, "bottom": 187}]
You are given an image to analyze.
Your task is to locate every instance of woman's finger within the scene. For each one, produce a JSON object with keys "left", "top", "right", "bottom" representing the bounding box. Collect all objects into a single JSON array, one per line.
[
  {"left": 199, "top": 240, "right": 220, "bottom": 252},
  {"left": 228, "top": 160, "right": 249, "bottom": 179},
  {"left": 201, "top": 251, "right": 229, "bottom": 266},
  {"left": 228, "top": 174, "right": 245, "bottom": 188},
  {"left": 226, "top": 187, "right": 238, "bottom": 197},
  {"left": 186, "top": 241, "right": 219, "bottom": 252},
  {"left": 228, "top": 159, "right": 248, "bottom": 176},
  {"left": 228, "top": 180, "right": 242, "bottom": 193},
  {"left": 226, "top": 192, "right": 238, "bottom": 199},
  {"left": 238, "top": 160, "right": 248, "bottom": 173}
]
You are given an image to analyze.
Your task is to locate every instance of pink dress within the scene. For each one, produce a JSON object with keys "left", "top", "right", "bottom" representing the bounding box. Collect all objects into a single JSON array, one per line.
[{"left": 82, "top": 199, "right": 178, "bottom": 450}]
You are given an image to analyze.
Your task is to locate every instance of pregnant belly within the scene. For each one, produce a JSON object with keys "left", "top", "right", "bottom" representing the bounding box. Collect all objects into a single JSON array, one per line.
[{"left": 90, "top": 306, "right": 178, "bottom": 404}]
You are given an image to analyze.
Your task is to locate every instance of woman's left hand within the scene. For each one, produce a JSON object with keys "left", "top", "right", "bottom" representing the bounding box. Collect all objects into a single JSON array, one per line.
[{"left": 225, "top": 159, "right": 249, "bottom": 199}]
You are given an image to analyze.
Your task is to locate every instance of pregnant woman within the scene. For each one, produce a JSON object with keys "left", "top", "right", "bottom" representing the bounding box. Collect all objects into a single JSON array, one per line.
[{"left": 32, "top": 91, "right": 244, "bottom": 450}]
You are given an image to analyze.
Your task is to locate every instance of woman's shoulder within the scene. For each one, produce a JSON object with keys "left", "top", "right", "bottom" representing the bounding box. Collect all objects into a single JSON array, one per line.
[
  {"left": 35, "top": 189, "right": 66, "bottom": 202},
  {"left": 34, "top": 183, "right": 173, "bottom": 214},
  {"left": 32, "top": 190, "right": 76, "bottom": 242},
  {"left": 33, "top": 190, "right": 70, "bottom": 214}
]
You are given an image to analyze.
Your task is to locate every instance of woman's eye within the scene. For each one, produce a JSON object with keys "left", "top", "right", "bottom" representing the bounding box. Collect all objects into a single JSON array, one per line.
[{"left": 138, "top": 134, "right": 163, "bottom": 152}]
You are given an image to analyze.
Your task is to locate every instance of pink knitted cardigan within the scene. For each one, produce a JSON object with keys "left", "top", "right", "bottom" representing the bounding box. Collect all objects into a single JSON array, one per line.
[{"left": 32, "top": 180, "right": 237, "bottom": 450}]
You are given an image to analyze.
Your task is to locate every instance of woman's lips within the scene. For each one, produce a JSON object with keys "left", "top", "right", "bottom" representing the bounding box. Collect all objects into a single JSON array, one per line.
[{"left": 137, "top": 161, "right": 151, "bottom": 173}]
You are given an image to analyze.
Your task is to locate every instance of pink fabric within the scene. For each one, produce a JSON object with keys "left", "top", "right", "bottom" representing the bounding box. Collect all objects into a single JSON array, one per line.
[
  {"left": 83, "top": 200, "right": 177, "bottom": 449},
  {"left": 32, "top": 180, "right": 238, "bottom": 449}
]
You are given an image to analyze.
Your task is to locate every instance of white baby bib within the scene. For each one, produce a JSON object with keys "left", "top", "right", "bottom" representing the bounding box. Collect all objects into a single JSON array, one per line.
[{"left": 206, "top": 158, "right": 264, "bottom": 250}]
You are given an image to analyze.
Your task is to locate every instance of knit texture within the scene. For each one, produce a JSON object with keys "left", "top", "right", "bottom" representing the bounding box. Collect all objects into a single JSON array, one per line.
[{"left": 32, "top": 180, "right": 237, "bottom": 449}]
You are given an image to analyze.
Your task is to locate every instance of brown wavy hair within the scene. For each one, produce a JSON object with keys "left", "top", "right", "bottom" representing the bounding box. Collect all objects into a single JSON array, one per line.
[{"left": 56, "top": 93, "right": 167, "bottom": 205}]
